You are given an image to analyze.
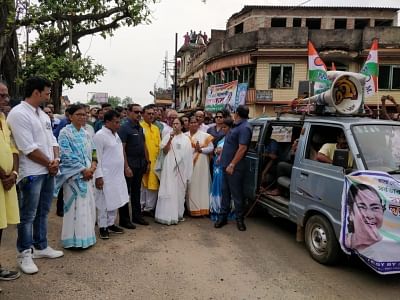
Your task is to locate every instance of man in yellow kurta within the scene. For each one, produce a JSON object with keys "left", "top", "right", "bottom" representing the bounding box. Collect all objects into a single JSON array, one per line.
[
  {"left": 140, "top": 105, "right": 161, "bottom": 215},
  {"left": 0, "top": 81, "right": 20, "bottom": 282}
]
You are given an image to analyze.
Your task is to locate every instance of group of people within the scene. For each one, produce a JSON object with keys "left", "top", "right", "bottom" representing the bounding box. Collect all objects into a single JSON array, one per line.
[{"left": 0, "top": 76, "right": 253, "bottom": 288}]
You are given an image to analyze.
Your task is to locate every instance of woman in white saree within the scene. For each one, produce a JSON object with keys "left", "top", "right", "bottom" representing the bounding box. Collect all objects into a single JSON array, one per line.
[{"left": 155, "top": 118, "right": 193, "bottom": 225}]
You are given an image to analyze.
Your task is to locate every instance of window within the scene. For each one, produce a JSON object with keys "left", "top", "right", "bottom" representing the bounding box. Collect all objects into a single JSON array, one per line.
[
  {"left": 208, "top": 65, "right": 255, "bottom": 88},
  {"left": 375, "top": 19, "right": 393, "bottom": 27},
  {"left": 234, "top": 22, "right": 244, "bottom": 34},
  {"left": 306, "top": 18, "right": 321, "bottom": 29},
  {"left": 249, "top": 125, "right": 263, "bottom": 151},
  {"left": 334, "top": 19, "right": 347, "bottom": 29},
  {"left": 379, "top": 65, "right": 400, "bottom": 90},
  {"left": 293, "top": 18, "right": 302, "bottom": 27},
  {"left": 355, "top": 19, "right": 369, "bottom": 29},
  {"left": 270, "top": 64, "right": 293, "bottom": 89},
  {"left": 271, "top": 18, "right": 286, "bottom": 27}
]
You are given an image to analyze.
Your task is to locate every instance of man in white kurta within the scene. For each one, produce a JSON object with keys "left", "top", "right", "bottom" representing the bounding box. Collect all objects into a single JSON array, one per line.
[
  {"left": 93, "top": 111, "right": 129, "bottom": 239},
  {"left": 186, "top": 117, "right": 214, "bottom": 216}
]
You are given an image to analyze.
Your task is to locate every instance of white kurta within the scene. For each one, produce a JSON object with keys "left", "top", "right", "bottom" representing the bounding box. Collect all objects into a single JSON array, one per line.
[
  {"left": 155, "top": 133, "right": 193, "bottom": 225},
  {"left": 185, "top": 130, "right": 214, "bottom": 216},
  {"left": 93, "top": 127, "right": 129, "bottom": 211}
]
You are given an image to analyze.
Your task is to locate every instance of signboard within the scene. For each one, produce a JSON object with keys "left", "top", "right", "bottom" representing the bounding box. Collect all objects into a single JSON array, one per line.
[
  {"left": 93, "top": 92, "right": 108, "bottom": 104},
  {"left": 205, "top": 80, "right": 238, "bottom": 112},
  {"left": 256, "top": 90, "right": 273, "bottom": 102},
  {"left": 341, "top": 171, "right": 400, "bottom": 274}
]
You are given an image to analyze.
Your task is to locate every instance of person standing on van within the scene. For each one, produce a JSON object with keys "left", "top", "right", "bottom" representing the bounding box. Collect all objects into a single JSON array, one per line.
[{"left": 215, "top": 105, "right": 252, "bottom": 231}]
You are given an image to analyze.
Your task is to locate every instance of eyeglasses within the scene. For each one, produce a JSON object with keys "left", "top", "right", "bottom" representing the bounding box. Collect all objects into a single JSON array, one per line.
[
  {"left": 0, "top": 93, "right": 9, "bottom": 98},
  {"left": 215, "top": 116, "right": 223, "bottom": 119},
  {"left": 44, "top": 111, "right": 51, "bottom": 115},
  {"left": 132, "top": 110, "right": 142, "bottom": 114}
]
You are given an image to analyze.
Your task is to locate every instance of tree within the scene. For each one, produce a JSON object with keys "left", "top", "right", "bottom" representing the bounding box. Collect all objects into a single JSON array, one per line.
[
  {"left": 121, "top": 96, "right": 133, "bottom": 107},
  {"left": 0, "top": 0, "right": 22, "bottom": 99},
  {"left": 108, "top": 96, "right": 121, "bottom": 108},
  {"left": 10, "top": 0, "right": 157, "bottom": 112}
]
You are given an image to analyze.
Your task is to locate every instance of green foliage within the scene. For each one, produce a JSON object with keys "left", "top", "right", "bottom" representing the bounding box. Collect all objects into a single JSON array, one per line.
[
  {"left": 121, "top": 96, "right": 133, "bottom": 107},
  {"left": 15, "top": 0, "right": 157, "bottom": 97},
  {"left": 108, "top": 96, "right": 121, "bottom": 107}
]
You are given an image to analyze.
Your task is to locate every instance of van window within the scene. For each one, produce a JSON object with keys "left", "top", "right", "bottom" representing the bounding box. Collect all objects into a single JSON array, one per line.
[
  {"left": 306, "top": 125, "right": 354, "bottom": 168},
  {"left": 249, "top": 125, "right": 263, "bottom": 151}
]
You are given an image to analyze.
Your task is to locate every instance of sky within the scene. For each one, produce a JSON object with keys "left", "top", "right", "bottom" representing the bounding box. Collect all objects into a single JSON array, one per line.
[{"left": 65, "top": 0, "right": 400, "bottom": 106}]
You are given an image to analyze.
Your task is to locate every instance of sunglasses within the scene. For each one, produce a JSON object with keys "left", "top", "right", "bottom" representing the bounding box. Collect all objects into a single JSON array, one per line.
[
  {"left": 132, "top": 110, "right": 142, "bottom": 114},
  {"left": 215, "top": 116, "right": 223, "bottom": 119}
]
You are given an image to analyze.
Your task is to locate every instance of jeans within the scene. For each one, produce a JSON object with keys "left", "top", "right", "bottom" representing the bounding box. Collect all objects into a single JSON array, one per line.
[
  {"left": 17, "top": 174, "right": 55, "bottom": 252},
  {"left": 220, "top": 168, "right": 246, "bottom": 221}
]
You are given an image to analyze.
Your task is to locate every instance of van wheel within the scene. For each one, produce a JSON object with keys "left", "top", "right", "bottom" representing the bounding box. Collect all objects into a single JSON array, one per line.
[{"left": 305, "top": 215, "right": 340, "bottom": 265}]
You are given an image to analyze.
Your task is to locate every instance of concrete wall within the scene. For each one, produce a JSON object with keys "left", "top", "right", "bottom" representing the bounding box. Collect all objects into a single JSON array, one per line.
[{"left": 226, "top": 7, "right": 398, "bottom": 36}]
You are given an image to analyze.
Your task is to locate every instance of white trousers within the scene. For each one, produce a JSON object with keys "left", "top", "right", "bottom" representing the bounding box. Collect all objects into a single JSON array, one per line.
[
  {"left": 97, "top": 208, "right": 117, "bottom": 228},
  {"left": 140, "top": 186, "right": 158, "bottom": 211}
]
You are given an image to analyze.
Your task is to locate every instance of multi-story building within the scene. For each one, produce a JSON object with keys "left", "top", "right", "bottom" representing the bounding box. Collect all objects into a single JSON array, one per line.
[{"left": 177, "top": 5, "right": 400, "bottom": 116}]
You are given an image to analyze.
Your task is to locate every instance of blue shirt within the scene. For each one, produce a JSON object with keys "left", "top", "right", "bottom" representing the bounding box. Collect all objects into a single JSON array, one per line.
[
  {"left": 118, "top": 118, "right": 146, "bottom": 169},
  {"left": 94, "top": 119, "right": 104, "bottom": 132},
  {"left": 207, "top": 125, "right": 225, "bottom": 148},
  {"left": 53, "top": 117, "right": 70, "bottom": 140},
  {"left": 264, "top": 139, "right": 279, "bottom": 156},
  {"left": 220, "top": 119, "right": 252, "bottom": 169}
]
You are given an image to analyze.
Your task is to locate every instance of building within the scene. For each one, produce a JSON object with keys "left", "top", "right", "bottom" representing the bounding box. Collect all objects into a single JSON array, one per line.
[{"left": 177, "top": 5, "right": 400, "bottom": 116}]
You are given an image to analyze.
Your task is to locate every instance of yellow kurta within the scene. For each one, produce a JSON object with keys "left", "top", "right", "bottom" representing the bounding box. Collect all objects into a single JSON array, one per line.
[
  {"left": 0, "top": 113, "right": 20, "bottom": 229},
  {"left": 140, "top": 121, "right": 161, "bottom": 190}
]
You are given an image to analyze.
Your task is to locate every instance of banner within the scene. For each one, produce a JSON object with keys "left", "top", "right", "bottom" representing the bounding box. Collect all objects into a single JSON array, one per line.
[
  {"left": 232, "top": 83, "right": 248, "bottom": 111},
  {"left": 205, "top": 80, "right": 238, "bottom": 112},
  {"left": 340, "top": 171, "right": 400, "bottom": 274}
]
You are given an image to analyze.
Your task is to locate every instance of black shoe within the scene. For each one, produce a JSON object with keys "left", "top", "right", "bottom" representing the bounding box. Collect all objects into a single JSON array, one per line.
[
  {"left": 132, "top": 217, "right": 149, "bottom": 226},
  {"left": 119, "top": 221, "right": 136, "bottom": 230},
  {"left": 99, "top": 227, "right": 109, "bottom": 239},
  {"left": 236, "top": 220, "right": 246, "bottom": 231},
  {"left": 142, "top": 210, "right": 155, "bottom": 218},
  {"left": 0, "top": 267, "right": 20, "bottom": 281},
  {"left": 214, "top": 219, "right": 228, "bottom": 228},
  {"left": 108, "top": 224, "right": 124, "bottom": 234}
]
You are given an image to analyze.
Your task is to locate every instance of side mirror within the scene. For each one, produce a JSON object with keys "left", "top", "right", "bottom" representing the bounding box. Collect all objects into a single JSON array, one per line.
[{"left": 332, "top": 149, "right": 349, "bottom": 169}]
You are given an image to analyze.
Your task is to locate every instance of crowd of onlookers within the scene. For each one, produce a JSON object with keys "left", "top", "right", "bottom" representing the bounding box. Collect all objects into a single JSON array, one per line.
[{"left": 0, "top": 76, "right": 252, "bottom": 292}]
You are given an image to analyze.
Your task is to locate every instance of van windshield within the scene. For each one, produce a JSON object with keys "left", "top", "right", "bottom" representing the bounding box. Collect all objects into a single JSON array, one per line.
[{"left": 352, "top": 124, "right": 400, "bottom": 172}]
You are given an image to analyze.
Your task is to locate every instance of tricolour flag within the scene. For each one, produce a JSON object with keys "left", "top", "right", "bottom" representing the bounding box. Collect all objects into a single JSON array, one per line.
[
  {"left": 360, "top": 39, "right": 379, "bottom": 97},
  {"left": 308, "top": 41, "right": 331, "bottom": 94}
]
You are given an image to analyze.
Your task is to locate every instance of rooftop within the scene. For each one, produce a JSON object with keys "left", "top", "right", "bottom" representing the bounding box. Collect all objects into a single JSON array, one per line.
[{"left": 230, "top": 4, "right": 400, "bottom": 21}]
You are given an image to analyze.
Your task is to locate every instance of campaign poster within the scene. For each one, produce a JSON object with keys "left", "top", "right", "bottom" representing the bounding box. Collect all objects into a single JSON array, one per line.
[
  {"left": 340, "top": 171, "right": 400, "bottom": 274},
  {"left": 231, "top": 82, "right": 248, "bottom": 112},
  {"left": 205, "top": 80, "right": 238, "bottom": 112}
]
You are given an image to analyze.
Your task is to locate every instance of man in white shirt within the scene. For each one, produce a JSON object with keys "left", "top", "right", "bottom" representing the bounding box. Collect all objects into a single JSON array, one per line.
[
  {"left": 94, "top": 110, "right": 128, "bottom": 239},
  {"left": 7, "top": 77, "right": 64, "bottom": 275}
]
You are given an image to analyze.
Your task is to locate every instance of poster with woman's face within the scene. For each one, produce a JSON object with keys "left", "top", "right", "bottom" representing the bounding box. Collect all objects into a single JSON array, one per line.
[{"left": 341, "top": 171, "right": 400, "bottom": 274}]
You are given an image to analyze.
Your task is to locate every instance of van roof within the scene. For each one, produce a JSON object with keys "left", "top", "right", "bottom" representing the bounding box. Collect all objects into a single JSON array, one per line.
[{"left": 250, "top": 115, "right": 400, "bottom": 127}]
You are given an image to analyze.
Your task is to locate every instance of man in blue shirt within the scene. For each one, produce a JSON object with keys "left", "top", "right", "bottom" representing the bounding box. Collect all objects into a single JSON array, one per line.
[{"left": 215, "top": 105, "right": 252, "bottom": 231}]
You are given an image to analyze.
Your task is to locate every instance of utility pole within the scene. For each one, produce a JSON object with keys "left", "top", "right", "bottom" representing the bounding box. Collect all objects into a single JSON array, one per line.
[{"left": 174, "top": 32, "right": 178, "bottom": 109}]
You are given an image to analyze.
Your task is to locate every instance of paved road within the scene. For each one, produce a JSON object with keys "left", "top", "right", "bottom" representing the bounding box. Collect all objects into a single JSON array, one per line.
[{"left": 1, "top": 209, "right": 399, "bottom": 299}]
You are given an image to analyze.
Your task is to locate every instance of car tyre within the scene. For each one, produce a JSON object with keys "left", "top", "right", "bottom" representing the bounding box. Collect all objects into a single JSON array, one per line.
[{"left": 305, "top": 214, "right": 340, "bottom": 265}]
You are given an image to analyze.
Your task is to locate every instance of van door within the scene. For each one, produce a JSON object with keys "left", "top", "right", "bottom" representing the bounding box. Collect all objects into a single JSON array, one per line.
[
  {"left": 243, "top": 123, "right": 265, "bottom": 202},
  {"left": 290, "top": 124, "right": 350, "bottom": 237}
]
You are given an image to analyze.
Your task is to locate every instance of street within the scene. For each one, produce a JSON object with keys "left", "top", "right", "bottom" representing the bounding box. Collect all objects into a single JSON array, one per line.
[{"left": 1, "top": 207, "right": 399, "bottom": 300}]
